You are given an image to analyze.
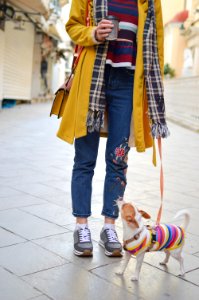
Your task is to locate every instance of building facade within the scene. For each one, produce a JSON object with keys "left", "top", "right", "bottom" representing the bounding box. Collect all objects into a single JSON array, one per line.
[
  {"left": 163, "top": 0, "right": 199, "bottom": 77},
  {"left": 0, "top": 0, "right": 71, "bottom": 108},
  {"left": 163, "top": 0, "right": 199, "bottom": 132},
  {"left": 162, "top": 0, "right": 186, "bottom": 25},
  {"left": 183, "top": 0, "right": 199, "bottom": 76}
]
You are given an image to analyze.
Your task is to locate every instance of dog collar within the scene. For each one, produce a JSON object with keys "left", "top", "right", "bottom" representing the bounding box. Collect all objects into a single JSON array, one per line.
[{"left": 123, "top": 227, "right": 144, "bottom": 249}]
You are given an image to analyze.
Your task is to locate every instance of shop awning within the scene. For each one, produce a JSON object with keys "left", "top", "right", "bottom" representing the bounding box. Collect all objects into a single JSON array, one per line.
[
  {"left": 168, "top": 10, "right": 189, "bottom": 24},
  {"left": 7, "top": 0, "right": 49, "bottom": 16}
]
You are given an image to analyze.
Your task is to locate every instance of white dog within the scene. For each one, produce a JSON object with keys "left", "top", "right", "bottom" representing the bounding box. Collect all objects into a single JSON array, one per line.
[{"left": 116, "top": 200, "right": 190, "bottom": 281}]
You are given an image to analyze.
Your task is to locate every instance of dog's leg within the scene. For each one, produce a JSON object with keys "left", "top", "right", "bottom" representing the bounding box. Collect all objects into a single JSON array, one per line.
[
  {"left": 174, "top": 251, "right": 185, "bottom": 276},
  {"left": 171, "top": 249, "right": 185, "bottom": 276},
  {"left": 160, "top": 250, "right": 170, "bottom": 265},
  {"left": 131, "top": 252, "right": 145, "bottom": 281},
  {"left": 116, "top": 252, "right": 131, "bottom": 276},
  {"left": 179, "top": 253, "right": 185, "bottom": 276}
]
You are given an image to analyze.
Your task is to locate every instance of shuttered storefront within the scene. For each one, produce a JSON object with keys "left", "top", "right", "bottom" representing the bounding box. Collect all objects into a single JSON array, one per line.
[{"left": 3, "top": 21, "right": 35, "bottom": 100}]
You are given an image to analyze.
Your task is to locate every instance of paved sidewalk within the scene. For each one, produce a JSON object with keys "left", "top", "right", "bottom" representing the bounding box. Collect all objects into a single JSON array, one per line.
[{"left": 0, "top": 102, "right": 199, "bottom": 300}]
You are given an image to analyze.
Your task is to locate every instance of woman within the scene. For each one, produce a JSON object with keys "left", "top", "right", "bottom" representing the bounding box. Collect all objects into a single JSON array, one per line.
[{"left": 51, "top": 0, "right": 169, "bottom": 257}]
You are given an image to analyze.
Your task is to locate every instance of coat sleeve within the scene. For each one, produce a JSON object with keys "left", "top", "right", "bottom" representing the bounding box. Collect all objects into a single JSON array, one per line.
[
  {"left": 65, "top": 0, "right": 100, "bottom": 46},
  {"left": 154, "top": 0, "right": 164, "bottom": 78}
]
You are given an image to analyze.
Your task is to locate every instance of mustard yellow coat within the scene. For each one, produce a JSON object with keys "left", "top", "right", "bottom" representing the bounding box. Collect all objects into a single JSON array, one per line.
[{"left": 51, "top": 0, "right": 164, "bottom": 153}]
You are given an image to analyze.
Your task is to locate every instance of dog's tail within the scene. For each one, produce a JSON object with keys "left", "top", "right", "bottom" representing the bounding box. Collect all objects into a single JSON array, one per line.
[{"left": 174, "top": 209, "right": 190, "bottom": 230}]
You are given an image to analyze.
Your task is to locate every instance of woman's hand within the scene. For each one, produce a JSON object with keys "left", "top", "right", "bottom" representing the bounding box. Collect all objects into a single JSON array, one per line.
[{"left": 95, "top": 19, "right": 114, "bottom": 42}]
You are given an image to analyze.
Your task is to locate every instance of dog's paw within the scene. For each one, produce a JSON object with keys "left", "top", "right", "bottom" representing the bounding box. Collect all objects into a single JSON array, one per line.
[
  {"left": 115, "top": 271, "right": 124, "bottom": 276},
  {"left": 131, "top": 275, "right": 139, "bottom": 281},
  {"left": 178, "top": 273, "right": 185, "bottom": 277},
  {"left": 178, "top": 271, "right": 185, "bottom": 277},
  {"left": 159, "top": 261, "right": 167, "bottom": 265}
]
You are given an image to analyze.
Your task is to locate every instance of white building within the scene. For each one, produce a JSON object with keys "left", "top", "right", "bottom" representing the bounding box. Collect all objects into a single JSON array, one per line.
[
  {"left": 163, "top": 0, "right": 199, "bottom": 77},
  {"left": 0, "top": 0, "right": 71, "bottom": 108}
]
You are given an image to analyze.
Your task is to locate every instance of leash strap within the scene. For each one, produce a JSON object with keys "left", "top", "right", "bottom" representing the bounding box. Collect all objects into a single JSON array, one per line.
[{"left": 156, "top": 137, "right": 164, "bottom": 225}]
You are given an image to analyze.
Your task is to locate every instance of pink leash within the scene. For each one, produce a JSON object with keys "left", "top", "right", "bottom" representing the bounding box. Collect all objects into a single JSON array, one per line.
[{"left": 156, "top": 138, "right": 164, "bottom": 225}]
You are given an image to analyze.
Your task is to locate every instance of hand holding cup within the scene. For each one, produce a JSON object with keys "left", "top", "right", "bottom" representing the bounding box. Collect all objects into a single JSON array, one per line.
[{"left": 95, "top": 19, "right": 114, "bottom": 42}]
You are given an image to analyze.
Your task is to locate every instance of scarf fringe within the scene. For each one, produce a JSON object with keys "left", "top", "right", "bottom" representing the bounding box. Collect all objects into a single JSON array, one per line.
[
  {"left": 151, "top": 123, "right": 170, "bottom": 139},
  {"left": 87, "top": 109, "right": 105, "bottom": 133}
]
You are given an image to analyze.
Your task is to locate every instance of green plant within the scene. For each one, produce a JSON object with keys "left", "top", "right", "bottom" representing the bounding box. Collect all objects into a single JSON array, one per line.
[{"left": 164, "top": 63, "right": 176, "bottom": 78}]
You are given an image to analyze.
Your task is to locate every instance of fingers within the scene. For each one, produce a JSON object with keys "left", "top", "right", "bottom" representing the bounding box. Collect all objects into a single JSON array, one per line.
[
  {"left": 95, "top": 19, "right": 114, "bottom": 42},
  {"left": 98, "top": 19, "right": 114, "bottom": 28}
]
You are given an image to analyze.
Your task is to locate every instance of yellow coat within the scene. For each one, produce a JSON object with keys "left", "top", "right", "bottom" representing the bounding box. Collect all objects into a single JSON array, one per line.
[{"left": 51, "top": 0, "right": 164, "bottom": 153}]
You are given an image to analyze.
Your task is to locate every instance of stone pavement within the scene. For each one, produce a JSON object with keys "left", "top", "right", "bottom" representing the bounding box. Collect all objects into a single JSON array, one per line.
[
  {"left": 0, "top": 102, "right": 199, "bottom": 300},
  {"left": 164, "top": 77, "right": 199, "bottom": 133}
]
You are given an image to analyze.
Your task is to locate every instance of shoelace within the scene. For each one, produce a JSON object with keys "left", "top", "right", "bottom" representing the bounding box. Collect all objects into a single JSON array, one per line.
[
  {"left": 106, "top": 228, "right": 119, "bottom": 243},
  {"left": 79, "top": 227, "right": 91, "bottom": 243}
]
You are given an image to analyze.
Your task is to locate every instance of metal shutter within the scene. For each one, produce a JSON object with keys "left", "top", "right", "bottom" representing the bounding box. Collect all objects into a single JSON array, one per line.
[{"left": 3, "top": 21, "right": 35, "bottom": 100}]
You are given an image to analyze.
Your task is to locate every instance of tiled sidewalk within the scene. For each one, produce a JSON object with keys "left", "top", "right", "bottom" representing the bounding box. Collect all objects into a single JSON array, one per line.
[{"left": 0, "top": 103, "right": 198, "bottom": 300}]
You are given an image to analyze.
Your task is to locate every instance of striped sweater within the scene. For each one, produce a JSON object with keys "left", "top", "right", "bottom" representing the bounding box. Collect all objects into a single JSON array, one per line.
[
  {"left": 126, "top": 224, "right": 185, "bottom": 256},
  {"left": 106, "top": 0, "right": 138, "bottom": 68}
]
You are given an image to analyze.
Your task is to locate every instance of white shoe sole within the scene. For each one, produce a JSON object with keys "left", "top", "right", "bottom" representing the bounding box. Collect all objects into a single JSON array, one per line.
[
  {"left": 74, "top": 249, "right": 93, "bottom": 257},
  {"left": 99, "top": 240, "right": 122, "bottom": 257}
]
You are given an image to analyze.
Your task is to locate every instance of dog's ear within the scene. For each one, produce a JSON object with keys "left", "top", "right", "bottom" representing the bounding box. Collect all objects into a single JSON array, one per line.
[{"left": 138, "top": 210, "right": 151, "bottom": 219}]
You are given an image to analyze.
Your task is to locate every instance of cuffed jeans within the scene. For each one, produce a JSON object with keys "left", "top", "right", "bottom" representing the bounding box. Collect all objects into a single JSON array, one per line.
[{"left": 71, "top": 65, "right": 134, "bottom": 219}]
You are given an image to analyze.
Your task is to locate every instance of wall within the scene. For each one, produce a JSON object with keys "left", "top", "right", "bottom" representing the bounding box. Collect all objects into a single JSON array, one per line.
[
  {"left": 51, "top": 58, "right": 66, "bottom": 93},
  {"left": 0, "top": 30, "right": 5, "bottom": 104},
  {"left": 31, "top": 34, "right": 42, "bottom": 99},
  {"left": 164, "top": 24, "right": 187, "bottom": 77}
]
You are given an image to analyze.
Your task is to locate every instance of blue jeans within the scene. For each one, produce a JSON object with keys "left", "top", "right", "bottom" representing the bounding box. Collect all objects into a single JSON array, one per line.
[{"left": 71, "top": 65, "right": 134, "bottom": 219}]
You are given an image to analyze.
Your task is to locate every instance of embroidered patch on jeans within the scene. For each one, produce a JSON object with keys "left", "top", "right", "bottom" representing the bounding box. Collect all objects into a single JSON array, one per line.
[
  {"left": 113, "top": 139, "right": 130, "bottom": 164},
  {"left": 115, "top": 147, "right": 125, "bottom": 158},
  {"left": 108, "top": 138, "right": 130, "bottom": 193}
]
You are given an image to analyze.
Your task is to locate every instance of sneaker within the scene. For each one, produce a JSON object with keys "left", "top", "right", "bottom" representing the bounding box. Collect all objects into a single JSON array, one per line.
[
  {"left": 73, "top": 225, "right": 93, "bottom": 257},
  {"left": 99, "top": 227, "right": 123, "bottom": 257}
]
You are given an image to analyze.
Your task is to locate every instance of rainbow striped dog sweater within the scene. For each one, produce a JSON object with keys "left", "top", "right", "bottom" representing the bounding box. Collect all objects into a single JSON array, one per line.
[{"left": 126, "top": 224, "right": 185, "bottom": 256}]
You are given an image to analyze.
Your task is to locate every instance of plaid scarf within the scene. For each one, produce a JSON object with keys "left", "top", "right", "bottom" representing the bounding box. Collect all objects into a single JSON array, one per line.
[
  {"left": 87, "top": 0, "right": 109, "bottom": 132},
  {"left": 87, "top": 0, "right": 169, "bottom": 139},
  {"left": 143, "top": 0, "right": 170, "bottom": 138}
]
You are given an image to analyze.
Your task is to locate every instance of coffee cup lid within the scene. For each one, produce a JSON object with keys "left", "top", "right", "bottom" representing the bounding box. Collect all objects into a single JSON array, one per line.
[{"left": 105, "top": 15, "right": 120, "bottom": 21}]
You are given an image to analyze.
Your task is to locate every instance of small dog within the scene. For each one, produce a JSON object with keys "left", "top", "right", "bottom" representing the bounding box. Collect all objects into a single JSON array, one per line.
[{"left": 116, "top": 200, "right": 190, "bottom": 281}]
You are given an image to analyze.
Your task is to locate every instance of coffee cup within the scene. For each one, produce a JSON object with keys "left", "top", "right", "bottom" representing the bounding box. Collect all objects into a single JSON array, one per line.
[{"left": 105, "top": 15, "right": 120, "bottom": 41}]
